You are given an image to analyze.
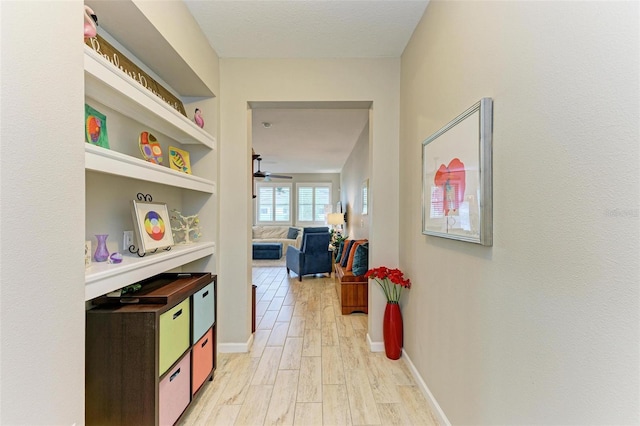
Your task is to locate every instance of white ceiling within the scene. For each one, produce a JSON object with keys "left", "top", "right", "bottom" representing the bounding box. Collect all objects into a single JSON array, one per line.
[
  {"left": 184, "top": 1, "right": 429, "bottom": 59},
  {"left": 252, "top": 105, "right": 370, "bottom": 173},
  {"left": 183, "top": 0, "right": 430, "bottom": 174}
]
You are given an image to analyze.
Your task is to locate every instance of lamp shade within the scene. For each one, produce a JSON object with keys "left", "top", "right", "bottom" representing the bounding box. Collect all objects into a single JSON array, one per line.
[{"left": 327, "top": 212, "right": 344, "bottom": 226}]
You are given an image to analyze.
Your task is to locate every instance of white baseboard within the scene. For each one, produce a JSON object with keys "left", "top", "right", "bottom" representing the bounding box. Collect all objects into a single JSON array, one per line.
[
  {"left": 218, "top": 334, "right": 254, "bottom": 353},
  {"left": 401, "top": 349, "right": 451, "bottom": 426},
  {"left": 367, "top": 333, "right": 384, "bottom": 352}
]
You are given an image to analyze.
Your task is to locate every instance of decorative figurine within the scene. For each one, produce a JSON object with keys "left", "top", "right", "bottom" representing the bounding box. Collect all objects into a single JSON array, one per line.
[
  {"left": 170, "top": 209, "right": 202, "bottom": 244},
  {"left": 84, "top": 6, "right": 98, "bottom": 39},
  {"left": 194, "top": 108, "right": 204, "bottom": 128}
]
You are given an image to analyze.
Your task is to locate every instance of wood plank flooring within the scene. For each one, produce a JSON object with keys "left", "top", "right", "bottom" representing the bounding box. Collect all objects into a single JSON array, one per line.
[{"left": 180, "top": 266, "right": 438, "bottom": 426}]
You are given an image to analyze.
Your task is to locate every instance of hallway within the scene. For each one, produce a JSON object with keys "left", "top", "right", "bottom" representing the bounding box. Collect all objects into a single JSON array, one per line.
[{"left": 180, "top": 266, "right": 438, "bottom": 425}]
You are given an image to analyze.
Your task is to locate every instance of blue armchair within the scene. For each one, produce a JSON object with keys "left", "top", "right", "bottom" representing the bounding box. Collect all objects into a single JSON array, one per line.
[{"left": 286, "top": 228, "right": 332, "bottom": 281}]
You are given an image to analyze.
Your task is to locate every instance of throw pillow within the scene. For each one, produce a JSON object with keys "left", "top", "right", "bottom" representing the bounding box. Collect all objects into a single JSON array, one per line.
[
  {"left": 287, "top": 227, "right": 299, "bottom": 239},
  {"left": 345, "top": 241, "right": 362, "bottom": 271},
  {"left": 341, "top": 240, "right": 356, "bottom": 267},
  {"left": 352, "top": 243, "right": 369, "bottom": 276},
  {"left": 335, "top": 240, "right": 345, "bottom": 261},
  {"left": 338, "top": 239, "right": 351, "bottom": 264}
]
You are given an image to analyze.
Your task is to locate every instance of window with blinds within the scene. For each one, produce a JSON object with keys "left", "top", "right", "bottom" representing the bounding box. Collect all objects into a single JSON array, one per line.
[
  {"left": 297, "top": 183, "right": 332, "bottom": 225},
  {"left": 256, "top": 183, "right": 292, "bottom": 224}
]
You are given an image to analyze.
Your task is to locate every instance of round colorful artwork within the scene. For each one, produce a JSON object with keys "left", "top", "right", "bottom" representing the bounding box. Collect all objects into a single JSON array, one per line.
[
  {"left": 144, "top": 211, "right": 165, "bottom": 241},
  {"left": 86, "top": 115, "right": 102, "bottom": 143}
]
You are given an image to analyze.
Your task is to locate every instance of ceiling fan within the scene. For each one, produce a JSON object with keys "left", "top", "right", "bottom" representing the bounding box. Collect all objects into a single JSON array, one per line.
[{"left": 253, "top": 157, "right": 292, "bottom": 180}]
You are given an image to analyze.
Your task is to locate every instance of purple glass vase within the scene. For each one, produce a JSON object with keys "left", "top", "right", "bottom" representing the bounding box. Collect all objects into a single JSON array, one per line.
[{"left": 94, "top": 234, "right": 109, "bottom": 262}]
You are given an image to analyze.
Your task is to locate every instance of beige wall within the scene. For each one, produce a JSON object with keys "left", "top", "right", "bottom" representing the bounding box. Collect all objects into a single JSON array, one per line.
[
  {"left": 341, "top": 119, "right": 370, "bottom": 240},
  {"left": 220, "top": 58, "right": 400, "bottom": 349},
  {"left": 400, "top": 1, "right": 639, "bottom": 424},
  {"left": 1, "top": 1, "right": 85, "bottom": 423}
]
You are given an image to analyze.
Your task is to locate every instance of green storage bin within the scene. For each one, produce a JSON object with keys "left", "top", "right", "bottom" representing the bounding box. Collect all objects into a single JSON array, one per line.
[{"left": 159, "top": 298, "right": 190, "bottom": 376}]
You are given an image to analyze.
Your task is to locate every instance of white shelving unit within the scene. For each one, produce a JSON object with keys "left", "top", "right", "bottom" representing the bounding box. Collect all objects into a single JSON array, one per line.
[
  {"left": 85, "top": 242, "right": 215, "bottom": 300},
  {"left": 85, "top": 47, "right": 216, "bottom": 149},
  {"left": 85, "top": 144, "right": 215, "bottom": 194},
  {"left": 84, "top": 42, "right": 217, "bottom": 301}
]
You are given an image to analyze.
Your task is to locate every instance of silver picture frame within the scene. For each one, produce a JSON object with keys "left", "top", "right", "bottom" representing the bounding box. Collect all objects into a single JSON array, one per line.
[{"left": 422, "top": 98, "right": 493, "bottom": 246}]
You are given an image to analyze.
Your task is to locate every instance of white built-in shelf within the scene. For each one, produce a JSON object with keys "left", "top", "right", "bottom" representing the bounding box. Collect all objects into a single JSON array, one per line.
[
  {"left": 85, "top": 144, "right": 215, "bottom": 194},
  {"left": 84, "top": 46, "right": 216, "bottom": 149},
  {"left": 85, "top": 241, "right": 215, "bottom": 301}
]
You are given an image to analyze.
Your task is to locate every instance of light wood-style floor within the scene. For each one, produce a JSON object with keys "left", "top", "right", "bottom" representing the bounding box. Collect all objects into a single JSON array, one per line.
[{"left": 180, "top": 266, "right": 438, "bottom": 425}]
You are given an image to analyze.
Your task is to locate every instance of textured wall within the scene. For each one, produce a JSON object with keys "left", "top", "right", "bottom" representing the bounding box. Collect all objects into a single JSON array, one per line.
[
  {"left": 0, "top": 1, "right": 85, "bottom": 423},
  {"left": 399, "top": 1, "right": 639, "bottom": 423}
]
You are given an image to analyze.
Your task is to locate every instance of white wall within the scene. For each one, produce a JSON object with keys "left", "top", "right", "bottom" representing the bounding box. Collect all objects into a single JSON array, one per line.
[
  {"left": 400, "top": 1, "right": 639, "bottom": 423},
  {"left": 341, "top": 120, "right": 370, "bottom": 240},
  {"left": 220, "top": 58, "right": 400, "bottom": 348},
  {"left": 0, "top": 1, "right": 85, "bottom": 423}
]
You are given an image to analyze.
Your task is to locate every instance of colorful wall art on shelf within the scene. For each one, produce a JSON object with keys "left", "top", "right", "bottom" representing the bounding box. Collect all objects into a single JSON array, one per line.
[
  {"left": 168, "top": 146, "right": 192, "bottom": 174},
  {"left": 170, "top": 209, "right": 201, "bottom": 244},
  {"left": 85, "top": 104, "right": 110, "bottom": 149},
  {"left": 131, "top": 200, "right": 174, "bottom": 254},
  {"left": 139, "top": 131, "right": 163, "bottom": 164}
]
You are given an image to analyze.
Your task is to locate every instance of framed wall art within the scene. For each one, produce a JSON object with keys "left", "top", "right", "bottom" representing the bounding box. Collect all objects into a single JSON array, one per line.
[
  {"left": 131, "top": 200, "right": 174, "bottom": 253},
  {"left": 85, "top": 104, "right": 110, "bottom": 149},
  {"left": 422, "top": 97, "right": 493, "bottom": 246}
]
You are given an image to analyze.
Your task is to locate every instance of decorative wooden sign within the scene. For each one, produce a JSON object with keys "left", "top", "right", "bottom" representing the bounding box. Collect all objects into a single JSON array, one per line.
[{"left": 85, "top": 35, "right": 187, "bottom": 117}]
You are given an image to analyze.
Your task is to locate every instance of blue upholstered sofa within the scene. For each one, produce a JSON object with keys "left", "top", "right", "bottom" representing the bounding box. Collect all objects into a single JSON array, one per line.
[{"left": 285, "top": 227, "right": 332, "bottom": 281}]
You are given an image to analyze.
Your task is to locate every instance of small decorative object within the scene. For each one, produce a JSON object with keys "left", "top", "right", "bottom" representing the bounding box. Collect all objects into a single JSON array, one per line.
[
  {"left": 139, "top": 132, "right": 163, "bottom": 164},
  {"left": 170, "top": 209, "right": 202, "bottom": 244},
  {"left": 85, "top": 104, "right": 110, "bottom": 149},
  {"left": 84, "top": 240, "right": 92, "bottom": 268},
  {"left": 131, "top": 200, "right": 174, "bottom": 254},
  {"left": 94, "top": 234, "right": 110, "bottom": 262},
  {"left": 84, "top": 5, "right": 98, "bottom": 39},
  {"left": 121, "top": 283, "right": 142, "bottom": 295},
  {"left": 329, "top": 228, "right": 346, "bottom": 251},
  {"left": 108, "top": 252, "right": 123, "bottom": 264},
  {"left": 365, "top": 267, "right": 412, "bottom": 360},
  {"left": 422, "top": 97, "right": 493, "bottom": 245},
  {"left": 168, "top": 146, "right": 192, "bottom": 174},
  {"left": 194, "top": 108, "right": 204, "bottom": 128}
]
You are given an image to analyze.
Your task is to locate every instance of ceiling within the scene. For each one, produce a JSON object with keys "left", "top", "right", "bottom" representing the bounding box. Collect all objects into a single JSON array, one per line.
[
  {"left": 252, "top": 104, "right": 370, "bottom": 173},
  {"left": 183, "top": 0, "right": 430, "bottom": 174},
  {"left": 184, "top": 1, "right": 429, "bottom": 59}
]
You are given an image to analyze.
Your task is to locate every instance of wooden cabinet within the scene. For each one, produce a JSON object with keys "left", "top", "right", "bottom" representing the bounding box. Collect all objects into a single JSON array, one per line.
[{"left": 86, "top": 273, "right": 217, "bottom": 426}]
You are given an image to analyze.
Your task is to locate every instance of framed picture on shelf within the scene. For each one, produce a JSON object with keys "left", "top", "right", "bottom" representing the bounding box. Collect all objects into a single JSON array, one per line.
[
  {"left": 168, "top": 146, "right": 192, "bottom": 174},
  {"left": 131, "top": 200, "right": 175, "bottom": 254},
  {"left": 85, "top": 104, "right": 110, "bottom": 149},
  {"left": 422, "top": 97, "right": 493, "bottom": 246}
]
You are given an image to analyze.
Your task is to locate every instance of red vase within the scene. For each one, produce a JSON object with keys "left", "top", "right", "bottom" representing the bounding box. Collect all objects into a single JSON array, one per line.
[{"left": 383, "top": 302, "right": 403, "bottom": 360}]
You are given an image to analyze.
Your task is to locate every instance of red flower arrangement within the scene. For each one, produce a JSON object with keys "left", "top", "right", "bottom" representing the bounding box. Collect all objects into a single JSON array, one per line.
[{"left": 365, "top": 266, "right": 411, "bottom": 303}]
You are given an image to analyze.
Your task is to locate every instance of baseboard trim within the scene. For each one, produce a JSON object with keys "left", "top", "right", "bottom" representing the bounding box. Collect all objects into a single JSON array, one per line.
[
  {"left": 218, "top": 334, "right": 254, "bottom": 353},
  {"left": 367, "top": 333, "right": 384, "bottom": 352},
  {"left": 402, "top": 349, "right": 451, "bottom": 426}
]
